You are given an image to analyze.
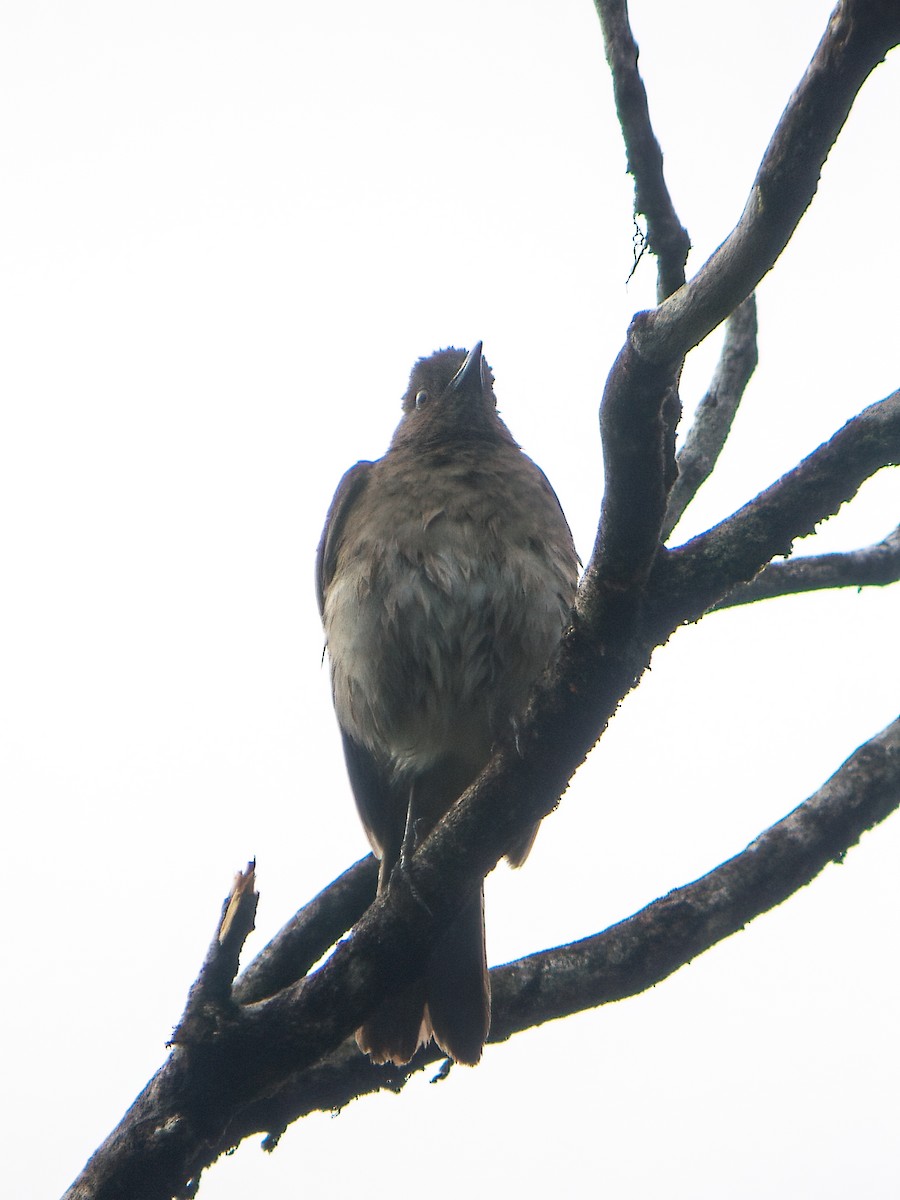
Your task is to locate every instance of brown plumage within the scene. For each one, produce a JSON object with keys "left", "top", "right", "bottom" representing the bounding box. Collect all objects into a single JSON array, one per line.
[{"left": 316, "top": 343, "right": 577, "bottom": 1065}]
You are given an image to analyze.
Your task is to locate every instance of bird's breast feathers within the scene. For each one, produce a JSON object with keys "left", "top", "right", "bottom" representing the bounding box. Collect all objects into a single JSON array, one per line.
[{"left": 323, "top": 450, "right": 574, "bottom": 774}]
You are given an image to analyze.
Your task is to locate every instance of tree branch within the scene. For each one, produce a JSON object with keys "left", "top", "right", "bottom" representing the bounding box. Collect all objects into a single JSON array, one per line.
[
  {"left": 663, "top": 295, "right": 759, "bottom": 541},
  {"left": 636, "top": 0, "right": 900, "bottom": 364},
  {"left": 66, "top": 299, "right": 900, "bottom": 1200},
  {"left": 493, "top": 713, "right": 900, "bottom": 1035},
  {"left": 593, "top": 0, "right": 691, "bottom": 300},
  {"left": 582, "top": 2, "right": 900, "bottom": 621},
  {"left": 233, "top": 855, "right": 377, "bottom": 1005},
  {"left": 647, "top": 388, "right": 900, "bottom": 631},
  {"left": 711, "top": 522, "right": 900, "bottom": 609},
  {"left": 173, "top": 863, "right": 259, "bottom": 1042},
  {"left": 234, "top": 386, "right": 900, "bottom": 1070},
  {"left": 66, "top": 716, "right": 900, "bottom": 1196}
]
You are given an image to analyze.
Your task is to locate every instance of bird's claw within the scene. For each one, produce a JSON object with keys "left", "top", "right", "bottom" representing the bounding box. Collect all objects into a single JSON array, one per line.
[{"left": 390, "top": 854, "right": 433, "bottom": 916}]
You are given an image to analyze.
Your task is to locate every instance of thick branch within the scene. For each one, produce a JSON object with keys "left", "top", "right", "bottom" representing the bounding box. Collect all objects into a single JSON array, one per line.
[
  {"left": 594, "top": 0, "right": 691, "bottom": 300},
  {"left": 586, "top": 342, "right": 680, "bottom": 604},
  {"left": 663, "top": 295, "right": 759, "bottom": 541},
  {"left": 712, "top": 523, "right": 900, "bottom": 609}
]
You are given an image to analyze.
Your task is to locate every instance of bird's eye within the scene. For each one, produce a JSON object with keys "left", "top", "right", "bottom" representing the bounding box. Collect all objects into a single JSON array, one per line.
[{"left": 415, "top": 389, "right": 429, "bottom": 409}]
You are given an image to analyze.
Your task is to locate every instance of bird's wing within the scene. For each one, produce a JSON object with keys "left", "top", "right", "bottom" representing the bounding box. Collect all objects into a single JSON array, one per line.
[
  {"left": 315, "top": 459, "right": 373, "bottom": 615},
  {"left": 338, "top": 727, "right": 397, "bottom": 873},
  {"left": 316, "top": 459, "right": 398, "bottom": 865}
]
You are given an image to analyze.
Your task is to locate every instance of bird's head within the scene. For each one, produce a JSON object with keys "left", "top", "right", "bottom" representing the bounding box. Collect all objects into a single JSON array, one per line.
[{"left": 391, "top": 343, "right": 517, "bottom": 450}]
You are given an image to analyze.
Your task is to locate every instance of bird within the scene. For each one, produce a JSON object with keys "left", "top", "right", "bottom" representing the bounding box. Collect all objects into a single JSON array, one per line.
[{"left": 316, "top": 343, "right": 577, "bottom": 1066}]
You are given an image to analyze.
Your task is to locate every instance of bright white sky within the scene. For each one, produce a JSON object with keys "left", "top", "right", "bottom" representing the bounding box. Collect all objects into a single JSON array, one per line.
[{"left": 3, "top": 2, "right": 898, "bottom": 1197}]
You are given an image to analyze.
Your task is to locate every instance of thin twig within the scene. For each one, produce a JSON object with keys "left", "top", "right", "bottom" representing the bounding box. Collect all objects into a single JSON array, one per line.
[
  {"left": 663, "top": 295, "right": 759, "bottom": 541},
  {"left": 594, "top": 0, "right": 691, "bottom": 300}
]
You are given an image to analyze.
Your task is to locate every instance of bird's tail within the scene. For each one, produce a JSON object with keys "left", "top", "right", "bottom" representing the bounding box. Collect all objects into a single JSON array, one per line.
[
  {"left": 356, "top": 887, "right": 490, "bottom": 1067},
  {"left": 426, "top": 886, "right": 490, "bottom": 1065},
  {"left": 356, "top": 976, "right": 430, "bottom": 1066}
]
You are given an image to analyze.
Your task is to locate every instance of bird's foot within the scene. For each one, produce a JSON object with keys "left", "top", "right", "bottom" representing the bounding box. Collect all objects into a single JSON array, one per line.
[
  {"left": 388, "top": 787, "right": 433, "bottom": 914},
  {"left": 390, "top": 853, "right": 433, "bottom": 916}
]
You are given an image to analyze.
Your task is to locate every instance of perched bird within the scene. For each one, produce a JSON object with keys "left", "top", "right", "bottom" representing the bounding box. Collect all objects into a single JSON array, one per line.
[{"left": 316, "top": 343, "right": 577, "bottom": 1065}]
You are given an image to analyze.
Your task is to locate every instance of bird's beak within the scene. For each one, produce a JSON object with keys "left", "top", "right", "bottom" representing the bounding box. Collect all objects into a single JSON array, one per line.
[{"left": 448, "top": 341, "right": 485, "bottom": 395}]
